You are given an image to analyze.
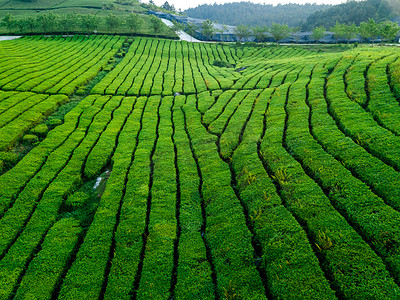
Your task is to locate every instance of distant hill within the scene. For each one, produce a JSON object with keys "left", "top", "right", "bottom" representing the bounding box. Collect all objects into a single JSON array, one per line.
[
  {"left": 302, "top": 0, "right": 400, "bottom": 30},
  {"left": 184, "top": 2, "right": 331, "bottom": 27},
  {"left": 0, "top": 0, "right": 177, "bottom": 37},
  {"left": 0, "top": 0, "right": 173, "bottom": 17},
  {"left": 0, "top": 0, "right": 144, "bottom": 15}
]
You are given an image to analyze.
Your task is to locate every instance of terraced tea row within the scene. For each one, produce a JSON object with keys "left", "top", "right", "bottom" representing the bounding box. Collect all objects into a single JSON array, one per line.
[
  {"left": 0, "top": 91, "right": 68, "bottom": 150},
  {"left": 0, "top": 35, "right": 123, "bottom": 95},
  {"left": 91, "top": 37, "right": 316, "bottom": 96},
  {"left": 0, "top": 36, "right": 400, "bottom": 299},
  {"left": 0, "top": 36, "right": 318, "bottom": 167}
]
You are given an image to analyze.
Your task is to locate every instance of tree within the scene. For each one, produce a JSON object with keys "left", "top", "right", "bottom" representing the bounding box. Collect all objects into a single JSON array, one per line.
[
  {"left": 234, "top": 24, "right": 250, "bottom": 42},
  {"left": 58, "top": 13, "right": 76, "bottom": 34},
  {"left": 269, "top": 23, "right": 291, "bottom": 44},
  {"left": 36, "top": 13, "right": 57, "bottom": 33},
  {"left": 312, "top": 25, "right": 326, "bottom": 43},
  {"left": 171, "top": 20, "right": 184, "bottom": 32},
  {"left": 185, "top": 22, "right": 197, "bottom": 42},
  {"left": 358, "top": 21, "right": 370, "bottom": 43},
  {"left": 147, "top": 0, "right": 156, "bottom": 10},
  {"left": 1, "top": 14, "right": 15, "bottom": 33},
  {"left": 106, "top": 14, "right": 120, "bottom": 33},
  {"left": 126, "top": 13, "right": 143, "bottom": 35},
  {"left": 25, "top": 16, "right": 37, "bottom": 33},
  {"left": 342, "top": 23, "right": 358, "bottom": 44},
  {"left": 214, "top": 25, "right": 223, "bottom": 35},
  {"left": 161, "top": 1, "right": 175, "bottom": 12},
  {"left": 80, "top": 14, "right": 100, "bottom": 33},
  {"left": 330, "top": 21, "right": 345, "bottom": 43},
  {"left": 213, "top": 23, "right": 228, "bottom": 39},
  {"left": 148, "top": 15, "right": 164, "bottom": 37},
  {"left": 291, "top": 26, "right": 301, "bottom": 43},
  {"left": 302, "top": 0, "right": 394, "bottom": 30},
  {"left": 252, "top": 25, "right": 268, "bottom": 43},
  {"left": 184, "top": 2, "right": 330, "bottom": 28},
  {"left": 201, "top": 19, "right": 215, "bottom": 41},
  {"left": 14, "top": 18, "right": 26, "bottom": 33},
  {"left": 364, "top": 18, "right": 380, "bottom": 44},
  {"left": 379, "top": 20, "right": 400, "bottom": 43}
]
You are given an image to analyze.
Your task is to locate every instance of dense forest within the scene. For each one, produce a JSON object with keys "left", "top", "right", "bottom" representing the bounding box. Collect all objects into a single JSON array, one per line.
[
  {"left": 184, "top": 0, "right": 400, "bottom": 30},
  {"left": 184, "top": 2, "right": 330, "bottom": 27},
  {"left": 302, "top": 0, "right": 400, "bottom": 30}
]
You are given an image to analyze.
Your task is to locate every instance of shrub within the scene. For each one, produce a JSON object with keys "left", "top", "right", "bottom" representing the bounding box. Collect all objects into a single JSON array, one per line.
[
  {"left": 213, "top": 60, "right": 234, "bottom": 68},
  {"left": 103, "top": 65, "right": 113, "bottom": 72},
  {"left": 65, "top": 191, "right": 90, "bottom": 210},
  {"left": 30, "top": 124, "right": 48, "bottom": 138},
  {"left": 0, "top": 152, "right": 18, "bottom": 165},
  {"left": 48, "top": 118, "right": 63, "bottom": 127},
  {"left": 76, "top": 88, "right": 86, "bottom": 95},
  {"left": 22, "top": 134, "right": 39, "bottom": 144}
]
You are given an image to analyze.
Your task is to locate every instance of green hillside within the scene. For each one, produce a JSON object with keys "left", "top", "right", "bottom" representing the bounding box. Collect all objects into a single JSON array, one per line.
[
  {"left": 302, "top": 0, "right": 400, "bottom": 30},
  {"left": 0, "top": 0, "right": 177, "bottom": 36},
  {"left": 0, "top": 0, "right": 143, "bottom": 15},
  {"left": 0, "top": 35, "right": 400, "bottom": 298},
  {"left": 184, "top": 2, "right": 330, "bottom": 27}
]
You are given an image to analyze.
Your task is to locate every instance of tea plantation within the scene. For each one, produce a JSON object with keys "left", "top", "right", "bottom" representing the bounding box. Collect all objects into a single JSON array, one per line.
[{"left": 0, "top": 35, "right": 400, "bottom": 299}]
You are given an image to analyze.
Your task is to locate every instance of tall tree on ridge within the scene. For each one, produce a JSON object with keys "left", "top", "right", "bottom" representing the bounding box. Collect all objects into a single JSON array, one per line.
[
  {"left": 269, "top": 23, "right": 291, "bottom": 44},
  {"left": 201, "top": 19, "right": 215, "bottom": 41}
]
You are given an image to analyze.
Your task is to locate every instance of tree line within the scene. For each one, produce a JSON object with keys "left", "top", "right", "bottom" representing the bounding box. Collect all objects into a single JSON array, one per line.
[
  {"left": 184, "top": 2, "right": 330, "bottom": 28},
  {"left": 2, "top": 12, "right": 398, "bottom": 44},
  {"left": 1, "top": 13, "right": 166, "bottom": 36},
  {"left": 313, "top": 19, "right": 399, "bottom": 44},
  {"left": 184, "top": 0, "right": 400, "bottom": 31},
  {"left": 175, "top": 18, "right": 399, "bottom": 44},
  {"left": 232, "top": 19, "right": 399, "bottom": 43},
  {"left": 302, "top": 0, "right": 400, "bottom": 30}
]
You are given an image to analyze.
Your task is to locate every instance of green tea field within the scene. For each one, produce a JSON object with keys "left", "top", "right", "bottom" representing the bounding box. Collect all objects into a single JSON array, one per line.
[{"left": 0, "top": 35, "right": 400, "bottom": 299}]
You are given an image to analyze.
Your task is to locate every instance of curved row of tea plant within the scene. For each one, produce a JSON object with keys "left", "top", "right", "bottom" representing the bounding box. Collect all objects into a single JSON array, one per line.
[
  {"left": 0, "top": 91, "right": 68, "bottom": 151},
  {"left": 0, "top": 35, "right": 123, "bottom": 95},
  {"left": 91, "top": 38, "right": 316, "bottom": 97}
]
